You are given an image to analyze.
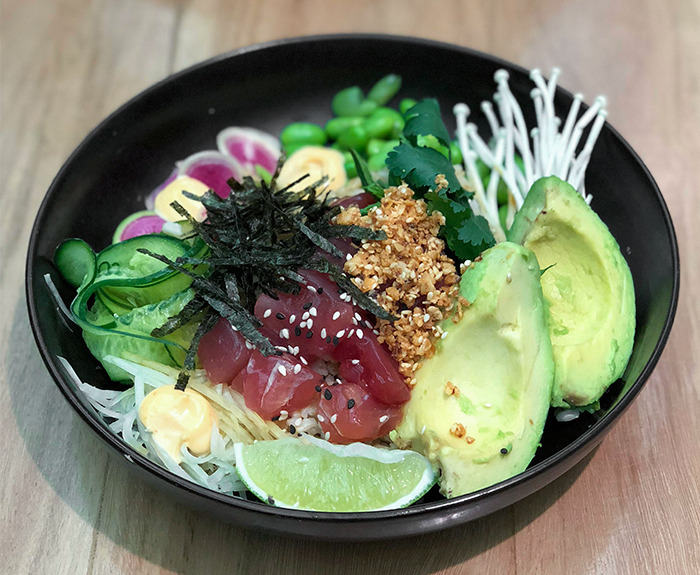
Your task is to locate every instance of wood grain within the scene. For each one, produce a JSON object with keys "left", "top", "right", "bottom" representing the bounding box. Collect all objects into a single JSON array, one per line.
[{"left": 2, "top": 1, "right": 698, "bottom": 573}]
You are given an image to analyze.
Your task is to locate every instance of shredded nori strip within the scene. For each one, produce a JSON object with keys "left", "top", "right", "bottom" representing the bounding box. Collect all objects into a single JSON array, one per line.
[{"left": 139, "top": 161, "right": 394, "bottom": 388}]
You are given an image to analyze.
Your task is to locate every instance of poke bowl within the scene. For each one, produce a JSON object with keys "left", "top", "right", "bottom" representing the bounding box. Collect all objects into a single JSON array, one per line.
[{"left": 26, "top": 35, "right": 679, "bottom": 541}]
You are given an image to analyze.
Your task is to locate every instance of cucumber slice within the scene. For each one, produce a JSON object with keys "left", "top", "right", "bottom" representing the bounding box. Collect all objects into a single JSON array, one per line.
[{"left": 54, "top": 238, "right": 96, "bottom": 287}]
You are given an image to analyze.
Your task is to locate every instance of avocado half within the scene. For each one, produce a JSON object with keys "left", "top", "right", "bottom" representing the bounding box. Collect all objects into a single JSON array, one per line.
[
  {"left": 393, "top": 242, "right": 554, "bottom": 498},
  {"left": 507, "top": 176, "right": 636, "bottom": 408}
]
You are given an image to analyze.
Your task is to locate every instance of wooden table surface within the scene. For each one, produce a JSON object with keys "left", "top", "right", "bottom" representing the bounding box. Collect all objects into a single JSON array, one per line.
[{"left": 2, "top": 1, "right": 698, "bottom": 573}]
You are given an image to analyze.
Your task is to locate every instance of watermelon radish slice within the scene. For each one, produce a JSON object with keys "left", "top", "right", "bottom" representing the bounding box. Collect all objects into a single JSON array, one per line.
[
  {"left": 112, "top": 210, "right": 167, "bottom": 243},
  {"left": 177, "top": 151, "right": 244, "bottom": 199},
  {"left": 217, "top": 127, "right": 281, "bottom": 176}
]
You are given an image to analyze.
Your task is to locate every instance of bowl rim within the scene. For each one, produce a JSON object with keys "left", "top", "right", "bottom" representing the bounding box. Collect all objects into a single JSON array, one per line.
[{"left": 25, "top": 33, "right": 681, "bottom": 527}]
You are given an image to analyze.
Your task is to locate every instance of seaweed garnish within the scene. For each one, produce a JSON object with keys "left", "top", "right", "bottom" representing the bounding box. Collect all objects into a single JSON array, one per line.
[{"left": 140, "top": 162, "right": 393, "bottom": 387}]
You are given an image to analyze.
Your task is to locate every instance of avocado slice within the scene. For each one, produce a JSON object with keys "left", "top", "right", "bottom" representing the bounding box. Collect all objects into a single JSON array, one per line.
[
  {"left": 507, "top": 176, "right": 635, "bottom": 408},
  {"left": 392, "top": 242, "right": 554, "bottom": 498}
]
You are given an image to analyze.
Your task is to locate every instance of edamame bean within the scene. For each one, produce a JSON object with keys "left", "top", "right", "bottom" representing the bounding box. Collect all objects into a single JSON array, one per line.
[
  {"left": 331, "top": 86, "right": 378, "bottom": 117},
  {"left": 400, "top": 98, "right": 418, "bottom": 115},
  {"left": 325, "top": 116, "right": 363, "bottom": 140},
  {"left": 365, "top": 107, "right": 405, "bottom": 139},
  {"left": 449, "top": 141, "right": 463, "bottom": 165},
  {"left": 280, "top": 122, "right": 327, "bottom": 146},
  {"left": 344, "top": 160, "right": 358, "bottom": 179},
  {"left": 367, "top": 74, "right": 402, "bottom": 105},
  {"left": 336, "top": 125, "right": 369, "bottom": 152},
  {"left": 362, "top": 113, "right": 395, "bottom": 140},
  {"left": 499, "top": 204, "right": 509, "bottom": 231},
  {"left": 368, "top": 152, "right": 388, "bottom": 172}
]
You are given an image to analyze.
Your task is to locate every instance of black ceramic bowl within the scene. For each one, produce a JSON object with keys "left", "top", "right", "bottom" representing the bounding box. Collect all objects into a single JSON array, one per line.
[{"left": 26, "top": 35, "right": 679, "bottom": 541}]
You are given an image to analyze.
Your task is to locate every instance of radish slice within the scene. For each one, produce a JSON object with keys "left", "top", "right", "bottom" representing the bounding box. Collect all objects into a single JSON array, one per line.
[
  {"left": 146, "top": 168, "right": 178, "bottom": 210},
  {"left": 113, "top": 210, "right": 167, "bottom": 243},
  {"left": 177, "top": 151, "right": 244, "bottom": 199},
  {"left": 217, "top": 127, "right": 281, "bottom": 176}
]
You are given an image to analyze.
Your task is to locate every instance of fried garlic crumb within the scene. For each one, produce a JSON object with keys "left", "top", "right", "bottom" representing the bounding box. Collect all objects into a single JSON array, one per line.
[
  {"left": 335, "top": 185, "right": 461, "bottom": 385},
  {"left": 450, "top": 423, "right": 466, "bottom": 439}
]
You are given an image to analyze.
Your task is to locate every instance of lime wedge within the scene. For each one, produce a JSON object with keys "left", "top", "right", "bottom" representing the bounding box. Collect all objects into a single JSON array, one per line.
[{"left": 233, "top": 436, "right": 437, "bottom": 512}]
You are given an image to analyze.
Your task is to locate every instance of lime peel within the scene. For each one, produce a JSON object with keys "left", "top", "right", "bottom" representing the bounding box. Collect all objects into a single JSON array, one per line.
[{"left": 234, "top": 436, "right": 437, "bottom": 512}]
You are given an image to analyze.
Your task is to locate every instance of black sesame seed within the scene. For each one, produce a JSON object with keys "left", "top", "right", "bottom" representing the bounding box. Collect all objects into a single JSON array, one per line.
[
  {"left": 500, "top": 447, "right": 509, "bottom": 455},
  {"left": 294, "top": 326, "right": 302, "bottom": 337},
  {"left": 271, "top": 415, "right": 280, "bottom": 421},
  {"left": 302, "top": 302, "right": 312, "bottom": 310},
  {"left": 289, "top": 424, "right": 297, "bottom": 434},
  {"left": 315, "top": 385, "right": 322, "bottom": 392},
  {"left": 333, "top": 336, "right": 340, "bottom": 346},
  {"left": 306, "top": 330, "right": 313, "bottom": 339},
  {"left": 267, "top": 495, "right": 275, "bottom": 505},
  {"left": 325, "top": 336, "right": 332, "bottom": 343},
  {"left": 276, "top": 312, "right": 285, "bottom": 320},
  {"left": 324, "top": 389, "right": 333, "bottom": 400},
  {"left": 347, "top": 399, "right": 355, "bottom": 409},
  {"left": 317, "top": 287, "right": 324, "bottom": 294}
]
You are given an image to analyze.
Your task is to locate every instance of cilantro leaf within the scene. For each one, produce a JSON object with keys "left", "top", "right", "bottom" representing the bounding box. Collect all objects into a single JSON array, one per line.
[
  {"left": 425, "top": 188, "right": 496, "bottom": 261},
  {"left": 403, "top": 98, "right": 452, "bottom": 149},
  {"left": 385, "top": 143, "right": 464, "bottom": 197},
  {"left": 350, "top": 149, "right": 384, "bottom": 199}
]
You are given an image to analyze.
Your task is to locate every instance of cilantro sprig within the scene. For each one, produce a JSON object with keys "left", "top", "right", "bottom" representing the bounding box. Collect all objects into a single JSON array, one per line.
[{"left": 353, "top": 98, "right": 496, "bottom": 261}]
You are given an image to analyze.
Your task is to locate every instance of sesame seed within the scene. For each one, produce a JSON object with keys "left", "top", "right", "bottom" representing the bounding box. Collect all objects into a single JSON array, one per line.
[
  {"left": 280, "top": 410, "right": 288, "bottom": 416},
  {"left": 484, "top": 403, "right": 492, "bottom": 408},
  {"left": 288, "top": 424, "right": 296, "bottom": 434},
  {"left": 420, "top": 425, "right": 426, "bottom": 434},
  {"left": 347, "top": 399, "right": 355, "bottom": 409},
  {"left": 289, "top": 314, "right": 296, "bottom": 324},
  {"left": 324, "top": 431, "right": 331, "bottom": 440},
  {"left": 300, "top": 356, "right": 308, "bottom": 365},
  {"left": 346, "top": 253, "right": 352, "bottom": 261},
  {"left": 364, "top": 320, "right": 373, "bottom": 328},
  {"left": 441, "top": 332, "right": 448, "bottom": 339},
  {"left": 294, "top": 364, "right": 301, "bottom": 374},
  {"left": 330, "top": 414, "right": 338, "bottom": 424},
  {"left": 294, "top": 326, "right": 302, "bottom": 337},
  {"left": 336, "top": 330, "right": 345, "bottom": 338},
  {"left": 307, "top": 318, "right": 314, "bottom": 329},
  {"left": 500, "top": 447, "right": 509, "bottom": 455},
  {"left": 347, "top": 329, "right": 354, "bottom": 338},
  {"left": 309, "top": 307, "right": 317, "bottom": 317},
  {"left": 306, "top": 331, "right": 313, "bottom": 339},
  {"left": 271, "top": 415, "right": 280, "bottom": 421},
  {"left": 317, "top": 287, "right": 324, "bottom": 294},
  {"left": 277, "top": 365, "right": 287, "bottom": 376},
  {"left": 379, "top": 415, "right": 389, "bottom": 423},
  {"left": 324, "top": 389, "right": 333, "bottom": 400},
  {"left": 317, "top": 414, "right": 325, "bottom": 422},
  {"left": 307, "top": 285, "right": 316, "bottom": 292},
  {"left": 321, "top": 328, "right": 327, "bottom": 339},
  {"left": 263, "top": 309, "right": 272, "bottom": 318},
  {"left": 245, "top": 341, "right": 254, "bottom": 350},
  {"left": 302, "top": 302, "right": 312, "bottom": 310},
  {"left": 333, "top": 336, "right": 340, "bottom": 346},
  {"left": 356, "top": 328, "right": 364, "bottom": 339},
  {"left": 302, "top": 312, "right": 310, "bottom": 321},
  {"left": 294, "top": 417, "right": 303, "bottom": 427},
  {"left": 276, "top": 312, "right": 285, "bottom": 320},
  {"left": 280, "top": 328, "right": 290, "bottom": 339},
  {"left": 332, "top": 311, "right": 341, "bottom": 321},
  {"left": 351, "top": 359, "right": 360, "bottom": 365},
  {"left": 325, "top": 336, "right": 332, "bottom": 343},
  {"left": 423, "top": 313, "right": 431, "bottom": 323},
  {"left": 315, "top": 385, "right": 322, "bottom": 392},
  {"left": 354, "top": 312, "right": 362, "bottom": 321}
]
